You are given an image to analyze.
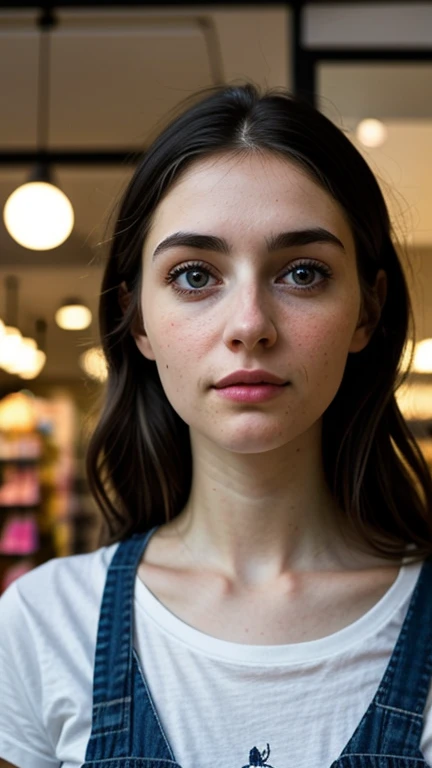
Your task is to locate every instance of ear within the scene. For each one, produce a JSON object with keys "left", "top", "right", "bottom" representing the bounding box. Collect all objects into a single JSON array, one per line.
[
  {"left": 349, "top": 269, "right": 387, "bottom": 353},
  {"left": 118, "top": 281, "right": 156, "bottom": 361}
]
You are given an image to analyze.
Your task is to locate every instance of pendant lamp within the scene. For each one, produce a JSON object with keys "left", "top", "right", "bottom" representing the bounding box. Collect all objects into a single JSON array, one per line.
[
  {"left": 0, "top": 276, "right": 46, "bottom": 379},
  {"left": 0, "top": 276, "right": 24, "bottom": 372},
  {"left": 55, "top": 299, "right": 92, "bottom": 330},
  {"left": 17, "top": 318, "right": 47, "bottom": 380},
  {"left": 3, "top": 8, "right": 74, "bottom": 250}
]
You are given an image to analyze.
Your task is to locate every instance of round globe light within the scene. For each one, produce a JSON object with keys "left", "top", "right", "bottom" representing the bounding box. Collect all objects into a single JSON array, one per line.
[
  {"left": 19, "top": 349, "right": 47, "bottom": 380},
  {"left": 3, "top": 181, "right": 74, "bottom": 250},
  {"left": 55, "top": 304, "right": 92, "bottom": 331},
  {"left": 0, "top": 326, "right": 23, "bottom": 371},
  {"left": 79, "top": 346, "right": 108, "bottom": 382},
  {"left": 356, "top": 119, "right": 388, "bottom": 148},
  {"left": 7, "top": 337, "right": 38, "bottom": 375},
  {"left": 0, "top": 391, "right": 37, "bottom": 431},
  {"left": 413, "top": 338, "right": 432, "bottom": 374}
]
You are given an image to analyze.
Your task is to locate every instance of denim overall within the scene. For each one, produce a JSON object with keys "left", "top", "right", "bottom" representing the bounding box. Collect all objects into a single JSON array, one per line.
[{"left": 82, "top": 526, "right": 432, "bottom": 768}]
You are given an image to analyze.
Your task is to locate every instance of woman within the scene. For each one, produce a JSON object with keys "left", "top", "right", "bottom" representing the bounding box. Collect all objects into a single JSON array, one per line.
[{"left": 1, "top": 82, "right": 432, "bottom": 768}]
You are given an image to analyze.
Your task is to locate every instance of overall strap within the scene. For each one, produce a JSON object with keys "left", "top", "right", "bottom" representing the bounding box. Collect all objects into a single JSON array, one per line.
[
  {"left": 84, "top": 527, "right": 159, "bottom": 761},
  {"left": 339, "top": 556, "right": 432, "bottom": 759}
]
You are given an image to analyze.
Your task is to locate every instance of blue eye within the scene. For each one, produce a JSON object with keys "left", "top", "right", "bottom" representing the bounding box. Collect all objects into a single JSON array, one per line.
[
  {"left": 281, "top": 261, "right": 332, "bottom": 290},
  {"left": 164, "top": 259, "right": 332, "bottom": 296},
  {"left": 164, "top": 261, "right": 218, "bottom": 294}
]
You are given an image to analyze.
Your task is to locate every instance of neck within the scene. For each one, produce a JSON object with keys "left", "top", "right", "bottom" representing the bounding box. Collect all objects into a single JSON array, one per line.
[{"left": 169, "top": 427, "right": 374, "bottom": 589}]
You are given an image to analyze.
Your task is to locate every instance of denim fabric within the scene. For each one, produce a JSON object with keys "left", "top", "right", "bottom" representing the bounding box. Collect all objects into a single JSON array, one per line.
[{"left": 82, "top": 527, "right": 432, "bottom": 768}]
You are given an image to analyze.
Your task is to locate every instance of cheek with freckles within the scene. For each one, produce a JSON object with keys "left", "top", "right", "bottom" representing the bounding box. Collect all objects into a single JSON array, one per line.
[
  {"left": 140, "top": 258, "right": 363, "bottom": 451},
  {"left": 290, "top": 308, "right": 359, "bottom": 410},
  {"left": 148, "top": 318, "right": 208, "bottom": 419}
]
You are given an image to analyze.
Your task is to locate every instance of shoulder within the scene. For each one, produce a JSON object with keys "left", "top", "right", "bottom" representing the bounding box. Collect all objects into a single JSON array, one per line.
[
  {"left": 0, "top": 544, "right": 119, "bottom": 767},
  {"left": 0, "top": 541, "right": 121, "bottom": 646}
]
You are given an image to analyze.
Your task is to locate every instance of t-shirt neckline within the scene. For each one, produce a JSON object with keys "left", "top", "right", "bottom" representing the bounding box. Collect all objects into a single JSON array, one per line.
[{"left": 134, "top": 552, "right": 423, "bottom": 665}]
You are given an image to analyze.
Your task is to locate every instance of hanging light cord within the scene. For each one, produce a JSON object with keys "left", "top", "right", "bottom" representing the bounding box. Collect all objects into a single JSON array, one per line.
[
  {"left": 36, "top": 7, "right": 56, "bottom": 155},
  {"left": 5, "top": 275, "right": 19, "bottom": 328},
  {"left": 35, "top": 319, "right": 47, "bottom": 353}
]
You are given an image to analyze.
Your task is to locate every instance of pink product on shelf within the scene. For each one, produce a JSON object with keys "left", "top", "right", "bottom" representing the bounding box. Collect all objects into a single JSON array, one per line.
[
  {"left": 0, "top": 466, "right": 40, "bottom": 507},
  {"left": 0, "top": 515, "right": 39, "bottom": 555},
  {"left": 19, "top": 435, "right": 42, "bottom": 459},
  {"left": 19, "top": 468, "right": 41, "bottom": 506},
  {"left": 0, "top": 434, "right": 42, "bottom": 460},
  {"left": 0, "top": 467, "right": 16, "bottom": 505}
]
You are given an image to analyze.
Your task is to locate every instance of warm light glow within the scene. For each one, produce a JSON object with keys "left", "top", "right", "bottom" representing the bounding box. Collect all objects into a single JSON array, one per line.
[
  {"left": 0, "top": 326, "right": 23, "bottom": 371},
  {"left": 0, "top": 318, "right": 5, "bottom": 338},
  {"left": 3, "top": 181, "right": 74, "bottom": 250},
  {"left": 0, "top": 391, "right": 37, "bottom": 431},
  {"left": 356, "top": 119, "right": 388, "bottom": 148},
  {"left": 55, "top": 304, "right": 92, "bottom": 331},
  {"left": 19, "top": 349, "right": 47, "bottom": 380},
  {"left": 6, "top": 337, "right": 36, "bottom": 374},
  {"left": 0, "top": 331, "right": 46, "bottom": 378},
  {"left": 413, "top": 338, "right": 432, "bottom": 373},
  {"left": 396, "top": 381, "right": 432, "bottom": 421},
  {"left": 79, "top": 346, "right": 108, "bottom": 382},
  {"left": 395, "top": 338, "right": 432, "bottom": 420},
  {"left": 6, "top": 337, "right": 46, "bottom": 379}
]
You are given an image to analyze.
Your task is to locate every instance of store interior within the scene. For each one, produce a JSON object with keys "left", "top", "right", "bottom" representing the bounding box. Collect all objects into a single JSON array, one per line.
[{"left": 0, "top": 3, "right": 431, "bottom": 595}]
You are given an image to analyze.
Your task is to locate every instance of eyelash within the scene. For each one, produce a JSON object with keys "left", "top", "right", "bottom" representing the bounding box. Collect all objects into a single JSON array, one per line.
[{"left": 164, "top": 259, "right": 333, "bottom": 296}]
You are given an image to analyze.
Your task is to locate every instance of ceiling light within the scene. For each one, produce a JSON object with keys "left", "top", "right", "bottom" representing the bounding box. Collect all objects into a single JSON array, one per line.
[
  {"left": 396, "top": 382, "right": 432, "bottom": 421},
  {"left": 412, "top": 338, "right": 432, "bottom": 374},
  {"left": 0, "top": 391, "right": 37, "bottom": 432},
  {"left": 5, "top": 337, "right": 46, "bottom": 380},
  {"left": 356, "top": 119, "right": 388, "bottom": 148},
  {"left": 55, "top": 300, "right": 92, "bottom": 331},
  {"left": 3, "top": 169, "right": 74, "bottom": 251},
  {"left": 2, "top": 9, "right": 74, "bottom": 251},
  {"left": 20, "top": 318, "right": 48, "bottom": 379},
  {"left": 79, "top": 346, "right": 108, "bottom": 382},
  {"left": 18, "top": 349, "right": 47, "bottom": 380},
  {"left": 0, "top": 277, "right": 47, "bottom": 379},
  {"left": 0, "top": 326, "right": 23, "bottom": 372}
]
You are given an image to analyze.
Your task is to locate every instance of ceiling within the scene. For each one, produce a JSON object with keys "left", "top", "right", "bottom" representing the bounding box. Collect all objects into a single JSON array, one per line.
[{"left": 0, "top": 3, "right": 431, "bottom": 384}]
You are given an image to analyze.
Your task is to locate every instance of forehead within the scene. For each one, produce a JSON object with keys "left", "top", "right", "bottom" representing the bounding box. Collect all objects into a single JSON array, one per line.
[{"left": 146, "top": 151, "right": 354, "bottom": 252}]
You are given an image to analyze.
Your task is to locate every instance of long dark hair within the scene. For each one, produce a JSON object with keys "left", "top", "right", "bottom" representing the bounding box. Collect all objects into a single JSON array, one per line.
[{"left": 86, "top": 82, "right": 432, "bottom": 564}]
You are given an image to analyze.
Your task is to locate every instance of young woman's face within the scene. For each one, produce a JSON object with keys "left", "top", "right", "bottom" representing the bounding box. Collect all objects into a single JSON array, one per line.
[{"left": 138, "top": 151, "right": 381, "bottom": 454}]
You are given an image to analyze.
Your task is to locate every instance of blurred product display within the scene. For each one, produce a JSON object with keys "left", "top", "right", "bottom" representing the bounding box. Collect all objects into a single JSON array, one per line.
[
  {"left": 0, "top": 515, "right": 39, "bottom": 555},
  {"left": 0, "top": 466, "right": 41, "bottom": 506},
  {"left": 0, "top": 389, "right": 101, "bottom": 594}
]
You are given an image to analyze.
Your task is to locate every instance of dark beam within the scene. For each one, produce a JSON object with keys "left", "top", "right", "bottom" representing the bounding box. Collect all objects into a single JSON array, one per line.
[
  {"left": 291, "top": 2, "right": 316, "bottom": 107},
  {"left": 308, "top": 49, "right": 432, "bottom": 61},
  {"left": 3, "top": 1, "right": 272, "bottom": 6},
  {"left": 0, "top": 150, "right": 142, "bottom": 165},
  {"left": 0, "top": 0, "right": 426, "bottom": 5}
]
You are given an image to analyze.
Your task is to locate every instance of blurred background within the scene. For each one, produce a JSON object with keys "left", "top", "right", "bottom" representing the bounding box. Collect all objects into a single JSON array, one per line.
[{"left": 0, "top": 0, "right": 431, "bottom": 593}]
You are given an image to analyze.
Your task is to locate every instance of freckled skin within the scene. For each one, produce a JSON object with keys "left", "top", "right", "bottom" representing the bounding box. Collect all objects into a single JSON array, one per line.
[
  {"left": 135, "top": 152, "right": 384, "bottom": 457},
  {"left": 130, "top": 151, "right": 389, "bottom": 583}
]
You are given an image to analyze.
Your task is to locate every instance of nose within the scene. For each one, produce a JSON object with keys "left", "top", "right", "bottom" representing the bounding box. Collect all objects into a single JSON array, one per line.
[{"left": 222, "top": 283, "right": 277, "bottom": 351}]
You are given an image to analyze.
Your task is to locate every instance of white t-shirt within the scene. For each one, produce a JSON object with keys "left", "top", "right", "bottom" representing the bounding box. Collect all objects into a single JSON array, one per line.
[{"left": 0, "top": 542, "right": 431, "bottom": 768}]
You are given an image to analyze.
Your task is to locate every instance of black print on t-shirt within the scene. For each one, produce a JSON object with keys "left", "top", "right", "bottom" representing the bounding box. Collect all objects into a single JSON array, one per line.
[{"left": 241, "top": 743, "right": 276, "bottom": 767}]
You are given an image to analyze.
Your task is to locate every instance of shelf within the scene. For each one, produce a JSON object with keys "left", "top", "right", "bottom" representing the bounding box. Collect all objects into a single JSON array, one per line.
[
  {"left": 0, "top": 550, "right": 39, "bottom": 558},
  {"left": 0, "top": 505, "right": 40, "bottom": 512}
]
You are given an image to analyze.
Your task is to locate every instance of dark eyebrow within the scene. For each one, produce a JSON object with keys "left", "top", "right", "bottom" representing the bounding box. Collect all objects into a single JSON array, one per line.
[{"left": 152, "top": 227, "right": 346, "bottom": 262}]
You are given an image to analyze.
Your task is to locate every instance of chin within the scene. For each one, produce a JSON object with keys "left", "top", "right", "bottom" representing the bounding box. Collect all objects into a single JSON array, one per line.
[
  {"left": 211, "top": 431, "right": 294, "bottom": 455},
  {"left": 188, "top": 409, "right": 315, "bottom": 453}
]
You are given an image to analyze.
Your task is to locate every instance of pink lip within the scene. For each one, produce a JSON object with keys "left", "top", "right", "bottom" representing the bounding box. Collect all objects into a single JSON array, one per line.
[
  {"left": 214, "top": 383, "right": 288, "bottom": 403},
  {"left": 214, "top": 369, "right": 287, "bottom": 388}
]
